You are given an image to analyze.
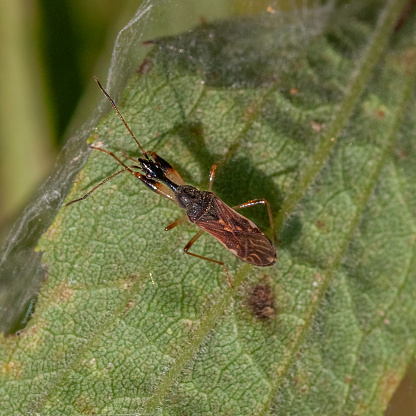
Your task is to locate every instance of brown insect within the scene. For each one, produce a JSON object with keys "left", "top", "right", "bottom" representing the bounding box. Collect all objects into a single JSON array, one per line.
[{"left": 67, "top": 77, "right": 277, "bottom": 286}]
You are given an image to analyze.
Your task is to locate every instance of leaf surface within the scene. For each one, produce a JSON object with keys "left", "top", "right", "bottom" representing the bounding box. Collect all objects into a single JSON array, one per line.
[{"left": 1, "top": 1, "right": 416, "bottom": 415}]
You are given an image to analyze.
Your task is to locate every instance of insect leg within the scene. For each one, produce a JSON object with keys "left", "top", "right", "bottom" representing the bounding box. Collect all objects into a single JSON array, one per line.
[
  {"left": 66, "top": 167, "right": 128, "bottom": 206},
  {"left": 208, "top": 164, "right": 218, "bottom": 192},
  {"left": 134, "top": 172, "right": 176, "bottom": 201},
  {"left": 232, "top": 199, "right": 277, "bottom": 242},
  {"left": 184, "top": 230, "right": 234, "bottom": 288},
  {"left": 91, "top": 145, "right": 178, "bottom": 201},
  {"left": 89, "top": 146, "right": 135, "bottom": 172},
  {"left": 165, "top": 215, "right": 188, "bottom": 231},
  {"left": 120, "top": 150, "right": 139, "bottom": 163}
]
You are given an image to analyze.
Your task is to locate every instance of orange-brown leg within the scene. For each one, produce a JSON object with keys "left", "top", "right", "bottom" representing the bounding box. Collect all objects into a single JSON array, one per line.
[
  {"left": 67, "top": 146, "right": 176, "bottom": 205},
  {"left": 165, "top": 214, "right": 188, "bottom": 231},
  {"left": 232, "top": 199, "right": 277, "bottom": 242},
  {"left": 120, "top": 151, "right": 139, "bottom": 164},
  {"left": 135, "top": 171, "right": 175, "bottom": 201},
  {"left": 208, "top": 164, "right": 218, "bottom": 192},
  {"left": 90, "top": 147, "right": 176, "bottom": 201},
  {"left": 65, "top": 144, "right": 135, "bottom": 206},
  {"left": 184, "top": 230, "right": 233, "bottom": 288},
  {"left": 89, "top": 145, "right": 134, "bottom": 171}
]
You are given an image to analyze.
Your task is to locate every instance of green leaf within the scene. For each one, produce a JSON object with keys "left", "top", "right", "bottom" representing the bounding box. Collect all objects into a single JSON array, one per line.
[{"left": 2, "top": 1, "right": 416, "bottom": 415}]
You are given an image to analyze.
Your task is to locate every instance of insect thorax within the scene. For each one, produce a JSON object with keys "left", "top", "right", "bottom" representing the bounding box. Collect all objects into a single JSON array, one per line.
[{"left": 175, "top": 185, "right": 216, "bottom": 222}]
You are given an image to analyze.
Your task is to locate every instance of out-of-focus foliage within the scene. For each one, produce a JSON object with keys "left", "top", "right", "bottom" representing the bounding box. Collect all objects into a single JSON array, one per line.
[{"left": 0, "top": 0, "right": 141, "bottom": 235}]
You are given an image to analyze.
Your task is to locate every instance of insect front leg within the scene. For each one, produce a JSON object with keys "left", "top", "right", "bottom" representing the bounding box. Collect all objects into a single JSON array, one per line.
[
  {"left": 165, "top": 214, "right": 188, "bottom": 231},
  {"left": 120, "top": 151, "right": 139, "bottom": 164},
  {"left": 65, "top": 145, "right": 142, "bottom": 206},
  {"left": 133, "top": 171, "right": 176, "bottom": 201},
  {"left": 233, "top": 199, "right": 277, "bottom": 242},
  {"left": 183, "top": 230, "right": 234, "bottom": 288}
]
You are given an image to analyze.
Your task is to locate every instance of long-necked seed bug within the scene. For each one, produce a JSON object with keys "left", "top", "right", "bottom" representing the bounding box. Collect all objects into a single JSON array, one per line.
[{"left": 66, "top": 77, "right": 277, "bottom": 286}]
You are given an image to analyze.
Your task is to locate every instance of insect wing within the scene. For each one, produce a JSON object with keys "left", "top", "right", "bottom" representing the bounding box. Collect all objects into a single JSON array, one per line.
[
  {"left": 196, "top": 197, "right": 276, "bottom": 267},
  {"left": 238, "top": 232, "right": 277, "bottom": 266}
]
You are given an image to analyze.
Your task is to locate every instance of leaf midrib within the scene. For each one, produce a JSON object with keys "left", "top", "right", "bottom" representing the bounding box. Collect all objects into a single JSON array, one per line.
[
  {"left": 140, "top": 1, "right": 413, "bottom": 414},
  {"left": 274, "top": 0, "right": 409, "bottom": 231}
]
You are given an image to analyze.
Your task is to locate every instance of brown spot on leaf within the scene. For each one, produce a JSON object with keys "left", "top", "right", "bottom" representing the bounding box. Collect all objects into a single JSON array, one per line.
[
  {"left": 49, "top": 281, "right": 75, "bottom": 304},
  {"left": 394, "top": 0, "right": 416, "bottom": 32},
  {"left": 1, "top": 360, "right": 22, "bottom": 379},
  {"left": 246, "top": 105, "right": 256, "bottom": 115},
  {"left": 375, "top": 108, "right": 385, "bottom": 119},
  {"left": 379, "top": 369, "right": 402, "bottom": 409},
  {"left": 183, "top": 319, "right": 194, "bottom": 330},
  {"left": 136, "top": 58, "right": 153, "bottom": 75},
  {"left": 124, "top": 300, "right": 135, "bottom": 312},
  {"left": 311, "top": 121, "right": 325, "bottom": 132},
  {"left": 395, "top": 149, "right": 407, "bottom": 159},
  {"left": 248, "top": 283, "right": 276, "bottom": 320},
  {"left": 400, "top": 49, "right": 416, "bottom": 75},
  {"left": 316, "top": 220, "right": 326, "bottom": 229},
  {"left": 75, "top": 394, "right": 99, "bottom": 415},
  {"left": 199, "top": 15, "right": 209, "bottom": 26},
  {"left": 119, "top": 275, "right": 139, "bottom": 291}
]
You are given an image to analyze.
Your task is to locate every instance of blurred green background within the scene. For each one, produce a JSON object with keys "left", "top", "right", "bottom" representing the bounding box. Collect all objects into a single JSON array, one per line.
[
  {"left": 0, "top": 0, "right": 143, "bottom": 240},
  {"left": 0, "top": 1, "right": 415, "bottom": 414}
]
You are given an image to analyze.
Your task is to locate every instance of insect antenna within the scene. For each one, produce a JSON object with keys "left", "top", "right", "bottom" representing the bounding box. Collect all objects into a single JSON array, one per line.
[{"left": 94, "top": 77, "right": 147, "bottom": 157}]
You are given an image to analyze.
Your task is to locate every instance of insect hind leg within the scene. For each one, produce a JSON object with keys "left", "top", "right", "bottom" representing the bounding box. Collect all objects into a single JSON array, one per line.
[
  {"left": 184, "top": 230, "right": 234, "bottom": 288},
  {"left": 232, "top": 199, "right": 277, "bottom": 242}
]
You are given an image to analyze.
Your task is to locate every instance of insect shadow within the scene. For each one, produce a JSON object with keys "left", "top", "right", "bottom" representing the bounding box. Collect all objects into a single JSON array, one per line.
[
  {"left": 173, "top": 120, "right": 298, "bottom": 239},
  {"left": 66, "top": 79, "right": 279, "bottom": 287}
]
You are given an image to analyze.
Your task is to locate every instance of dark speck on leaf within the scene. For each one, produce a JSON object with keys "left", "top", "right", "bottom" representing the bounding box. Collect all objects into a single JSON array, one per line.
[{"left": 249, "top": 283, "right": 276, "bottom": 320}]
